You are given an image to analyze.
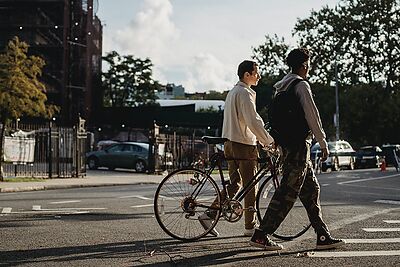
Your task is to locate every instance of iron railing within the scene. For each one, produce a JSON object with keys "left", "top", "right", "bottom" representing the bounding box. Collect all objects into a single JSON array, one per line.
[{"left": 2, "top": 121, "right": 86, "bottom": 178}]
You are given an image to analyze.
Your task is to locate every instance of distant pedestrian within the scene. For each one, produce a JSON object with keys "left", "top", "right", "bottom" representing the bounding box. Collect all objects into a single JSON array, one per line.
[
  {"left": 198, "top": 60, "right": 274, "bottom": 237},
  {"left": 249, "top": 48, "right": 346, "bottom": 251}
]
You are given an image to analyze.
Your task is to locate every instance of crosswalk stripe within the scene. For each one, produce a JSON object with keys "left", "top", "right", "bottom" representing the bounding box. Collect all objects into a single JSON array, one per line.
[
  {"left": 374, "top": 200, "right": 400, "bottom": 205},
  {"left": 345, "top": 238, "right": 400, "bottom": 243},
  {"left": 307, "top": 250, "right": 400, "bottom": 258},
  {"left": 363, "top": 228, "right": 400, "bottom": 232},
  {"left": 1, "top": 207, "right": 12, "bottom": 214},
  {"left": 383, "top": 220, "right": 400, "bottom": 224}
]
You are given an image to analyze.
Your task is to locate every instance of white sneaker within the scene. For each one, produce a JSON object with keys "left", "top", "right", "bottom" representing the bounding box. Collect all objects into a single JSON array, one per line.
[
  {"left": 198, "top": 213, "right": 219, "bottom": 237},
  {"left": 243, "top": 224, "right": 259, "bottom": 237}
]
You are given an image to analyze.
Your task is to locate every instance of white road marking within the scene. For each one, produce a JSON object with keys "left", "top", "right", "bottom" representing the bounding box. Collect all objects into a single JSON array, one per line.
[
  {"left": 363, "top": 228, "right": 400, "bottom": 232},
  {"left": 119, "top": 195, "right": 152, "bottom": 200},
  {"left": 321, "top": 184, "right": 330, "bottom": 187},
  {"left": 131, "top": 204, "right": 154, "bottom": 208},
  {"left": 39, "top": 207, "right": 107, "bottom": 211},
  {"left": 50, "top": 200, "right": 81, "bottom": 204},
  {"left": 307, "top": 250, "right": 400, "bottom": 258},
  {"left": 345, "top": 238, "right": 400, "bottom": 243},
  {"left": 374, "top": 200, "right": 400, "bottom": 205},
  {"left": 338, "top": 173, "right": 400, "bottom": 185},
  {"left": 384, "top": 220, "right": 400, "bottom": 224},
  {"left": 32, "top": 205, "right": 106, "bottom": 212},
  {"left": 1, "top": 207, "right": 12, "bottom": 214}
]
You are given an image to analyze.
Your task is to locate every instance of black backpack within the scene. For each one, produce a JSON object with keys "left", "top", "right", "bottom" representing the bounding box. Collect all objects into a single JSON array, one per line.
[{"left": 268, "top": 78, "right": 311, "bottom": 148}]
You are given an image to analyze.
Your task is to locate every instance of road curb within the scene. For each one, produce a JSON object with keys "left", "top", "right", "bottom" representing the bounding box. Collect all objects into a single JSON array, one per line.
[{"left": 0, "top": 181, "right": 160, "bottom": 193}]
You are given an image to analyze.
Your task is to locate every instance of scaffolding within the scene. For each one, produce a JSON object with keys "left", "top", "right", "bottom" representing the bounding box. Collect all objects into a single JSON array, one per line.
[{"left": 0, "top": 0, "right": 102, "bottom": 125}]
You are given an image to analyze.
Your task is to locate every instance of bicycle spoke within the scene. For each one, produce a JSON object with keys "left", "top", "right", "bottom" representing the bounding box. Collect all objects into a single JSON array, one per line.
[
  {"left": 256, "top": 176, "right": 311, "bottom": 240},
  {"left": 154, "top": 168, "right": 221, "bottom": 241}
]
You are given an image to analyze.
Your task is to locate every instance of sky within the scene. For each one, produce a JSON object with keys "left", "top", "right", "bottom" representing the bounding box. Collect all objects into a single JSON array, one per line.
[{"left": 97, "top": 0, "right": 340, "bottom": 93}]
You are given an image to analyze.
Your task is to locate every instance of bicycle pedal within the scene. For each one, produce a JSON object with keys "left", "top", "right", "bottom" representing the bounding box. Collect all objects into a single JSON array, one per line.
[{"left": 247, "top": 206, "right": 257, "bottom": 212}]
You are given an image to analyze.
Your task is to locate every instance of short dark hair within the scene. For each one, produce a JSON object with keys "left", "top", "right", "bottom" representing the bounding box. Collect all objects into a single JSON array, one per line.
[
  {"left": 286, "top": 48, "right": 310, "bottom": 71},
  {"left": 237, "top": 60, "right": 257, "bottom": 79}
]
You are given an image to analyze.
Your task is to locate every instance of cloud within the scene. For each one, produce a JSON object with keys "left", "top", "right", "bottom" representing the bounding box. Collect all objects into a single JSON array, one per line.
[
  {"left": 102, "top": 0, "right": 236, "bottom": 93},
  {"left": 182, "top": 53, "right": 235, "bottom": 93},
  {"left": 111, "top": 0, "right": 180, "bottom": 64}
]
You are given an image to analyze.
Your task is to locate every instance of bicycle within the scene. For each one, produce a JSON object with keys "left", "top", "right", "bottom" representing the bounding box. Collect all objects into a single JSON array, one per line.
[{"left": 154, "top": 136, "right": 311, "bottom": 241}]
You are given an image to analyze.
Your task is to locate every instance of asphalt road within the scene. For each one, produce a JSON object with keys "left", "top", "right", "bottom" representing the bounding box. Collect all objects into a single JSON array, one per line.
[{"left": 1, "top": 168, "right": 400, "bottom": 266}]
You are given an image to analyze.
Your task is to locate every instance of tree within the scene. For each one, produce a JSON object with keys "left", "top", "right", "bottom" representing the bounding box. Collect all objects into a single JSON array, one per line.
[
  {"left": 102, "top": 51, "right": 160, "bottom": 107},
  {"left": 204, "top": 90, "right": 229, "bottom": 101},
  {"left": 0, "top": 36, "right": 58, "bottom": 180},
  {"left": 252, "top": 34, "right": 290, "bottom": 81},
  {"left": 294, "top": 0, "right": 400, "bottom": 88}
]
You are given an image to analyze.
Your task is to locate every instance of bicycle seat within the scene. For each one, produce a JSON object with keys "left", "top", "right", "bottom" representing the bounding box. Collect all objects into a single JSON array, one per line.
[{"left": 202, "top": 136, "right": 228, "bottom": 144}]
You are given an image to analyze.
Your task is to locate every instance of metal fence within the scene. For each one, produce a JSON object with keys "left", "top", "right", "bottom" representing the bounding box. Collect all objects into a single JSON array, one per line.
[
  {"left": 1, "top": 121, "right": 86, "bottom": 178},
  {"left": 157, "top": 133, "right": 215, "bottom": 171}
]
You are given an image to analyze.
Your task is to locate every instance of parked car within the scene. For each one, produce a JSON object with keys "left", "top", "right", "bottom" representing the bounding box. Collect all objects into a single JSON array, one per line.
[
  {"left": 311, "top": 140, "right": 356, "bottom": 172},
  {"left": 96, "top": 140, "right": 119, "bottom": 151},
  {"left": 355, "top": 146, "right": 383, "bottom": 169},
  {"left": 381, "top": 144, "right": 400, "bottom": 168},
  {"left": 86, "top": 142, "right": 149, "bottom": 172}
]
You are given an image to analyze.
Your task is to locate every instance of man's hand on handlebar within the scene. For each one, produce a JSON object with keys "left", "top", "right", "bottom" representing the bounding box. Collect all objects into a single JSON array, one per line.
[{"left": 261, "top": 142, "right": 278, "bottom": 155}]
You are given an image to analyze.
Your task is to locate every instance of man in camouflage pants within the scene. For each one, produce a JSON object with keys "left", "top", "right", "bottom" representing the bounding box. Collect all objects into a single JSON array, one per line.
[{"left": 249, "top": 48, "right": 346, "bottom": 251}]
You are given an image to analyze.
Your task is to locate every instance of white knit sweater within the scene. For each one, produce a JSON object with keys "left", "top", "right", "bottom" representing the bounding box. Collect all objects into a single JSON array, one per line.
[{"left": 222, "top": 81, "right": 274, "bottom": 146}]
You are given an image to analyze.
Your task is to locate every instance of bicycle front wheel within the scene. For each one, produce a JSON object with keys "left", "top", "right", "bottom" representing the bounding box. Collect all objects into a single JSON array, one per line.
[
  {"left": 256, "top": 176, "right": 311, "bottom": 241},
  {"left": 154, "top": 168, "right": 222, "bottom": 241}
]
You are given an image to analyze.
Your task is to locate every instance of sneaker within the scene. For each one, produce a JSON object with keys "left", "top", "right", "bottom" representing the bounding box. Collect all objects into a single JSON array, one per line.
[
  {"left": 316, "top": 233, "right": 346, "bottom": 250},
  {"left": 243, "top": 224, "right": 259, "bottom": 237},
  {"left": 198, "top": 213, "right": 219, "bottom": 237},
  {"left": 249, "top": 229, "right": 283, "bottom": 251}
]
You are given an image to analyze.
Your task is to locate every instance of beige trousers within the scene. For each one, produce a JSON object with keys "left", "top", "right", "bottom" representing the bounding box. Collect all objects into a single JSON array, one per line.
[{"left": 224, "top": 141, "right": 258, "bottom": 230}]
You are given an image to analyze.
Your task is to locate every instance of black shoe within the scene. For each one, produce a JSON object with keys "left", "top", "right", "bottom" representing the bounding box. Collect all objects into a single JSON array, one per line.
[
  {"left": 316, "top": 233, "right": 346, "bottom": 250},
  {"left": 249, "top": 229, "right": 283, "bottom": 251}
]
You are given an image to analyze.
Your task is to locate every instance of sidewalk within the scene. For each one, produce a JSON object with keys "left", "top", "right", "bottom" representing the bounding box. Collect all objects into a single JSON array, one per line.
[{"left": 0, "top": 169, "right": 166, "bottom": 193}]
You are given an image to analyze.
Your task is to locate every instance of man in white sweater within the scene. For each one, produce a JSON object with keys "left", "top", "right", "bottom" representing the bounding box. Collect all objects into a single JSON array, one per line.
[
  {"left": 250, "top": 48, "right": 345, "bottom": 251},
  {"left": 199, "top": 60, "right": 274, "bottom": 237}
]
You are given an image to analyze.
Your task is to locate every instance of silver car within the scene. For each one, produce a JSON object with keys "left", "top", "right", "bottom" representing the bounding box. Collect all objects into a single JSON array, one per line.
[{"left": 311, "top": 140, "right": 356, "bottom": 172}]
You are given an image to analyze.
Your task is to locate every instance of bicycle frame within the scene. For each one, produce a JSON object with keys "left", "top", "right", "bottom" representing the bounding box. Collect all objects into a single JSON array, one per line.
[
  {"left": 196, "top": 149, "right": 280, "bottom": 212},
  {"left": 154, "top": 138, "right": 312, "bottom": 241}
]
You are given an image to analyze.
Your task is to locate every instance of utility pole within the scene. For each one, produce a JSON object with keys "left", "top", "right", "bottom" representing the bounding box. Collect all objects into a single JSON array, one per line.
[{"left": 334, "top": 61, "right": 340, "bottom": 141}]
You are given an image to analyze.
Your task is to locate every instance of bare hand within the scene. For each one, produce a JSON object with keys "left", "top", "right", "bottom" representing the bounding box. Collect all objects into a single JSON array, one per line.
[{"left": 321, "top": 147, "right": 329, "bottom": 162}]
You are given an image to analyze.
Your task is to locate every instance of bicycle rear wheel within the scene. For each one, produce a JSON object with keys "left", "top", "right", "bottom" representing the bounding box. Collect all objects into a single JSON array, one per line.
[
  {"left": 154, "top": 168, "right": 222, "bottom": 241},
  {"left": 256, "top": 176, "right": 311, "bottom": 241}
]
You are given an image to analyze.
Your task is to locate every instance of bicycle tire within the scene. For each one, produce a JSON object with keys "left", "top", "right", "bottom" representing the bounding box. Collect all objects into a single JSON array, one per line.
[
  {"left": 154, "top": 168, "right": 222, "bottom": 241},
  {"left": 256, "top": 176, "right": 311, "bottom": 241}
]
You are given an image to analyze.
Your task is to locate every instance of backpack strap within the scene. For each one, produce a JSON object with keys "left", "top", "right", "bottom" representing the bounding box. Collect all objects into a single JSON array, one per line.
[{"left": 286, "top": 78, "right": 304, "bottom": 94}]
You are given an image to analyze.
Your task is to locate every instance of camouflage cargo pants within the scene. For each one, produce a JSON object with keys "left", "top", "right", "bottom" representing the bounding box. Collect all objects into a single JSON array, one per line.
[{"left": 259, "top": 142, "right": 329, "bottom": 235}]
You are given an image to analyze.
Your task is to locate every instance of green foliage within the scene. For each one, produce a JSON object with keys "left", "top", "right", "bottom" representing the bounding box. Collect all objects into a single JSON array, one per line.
[
  {"left": 197, "top": 106, "right": 219, "bottom": 113},
  {"left": 0, "top": 36, "right": 58, "bottom": 123},
  {"left": 294, "top": 0, "right": 400, "bottom": 87},
  {"left": 252, "top": 34, "right": 290, "bottom": 81},
  {"left": 250, "top": 0, "right": 400, "bottom": 146},
  {"left": 339, "top": 84, "right": 400, "bottom": 147},
  {"left": 203, "top": 90, "right": 229, "bottom": 100},
  {"left": 102, "top": 51, "right": 160, "bottom": 107}
]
